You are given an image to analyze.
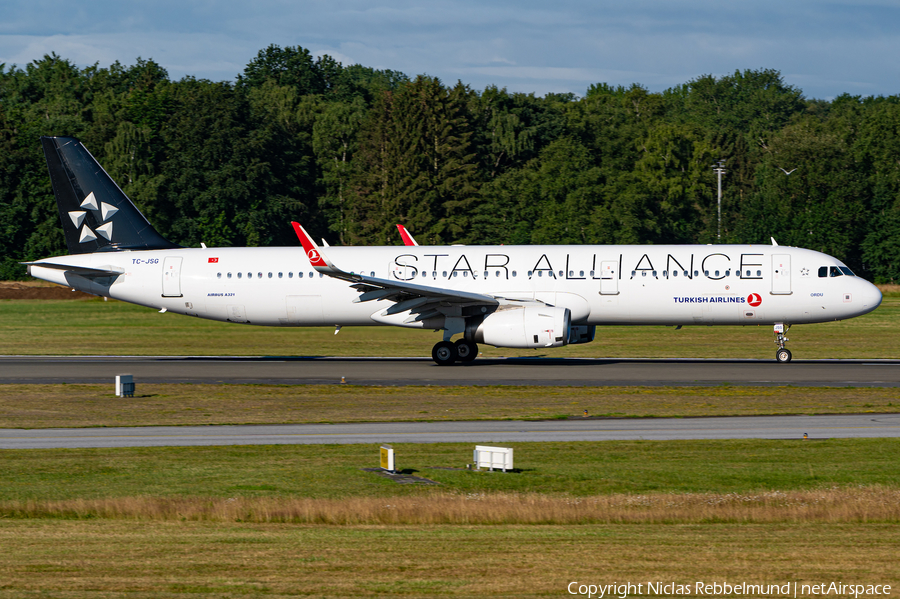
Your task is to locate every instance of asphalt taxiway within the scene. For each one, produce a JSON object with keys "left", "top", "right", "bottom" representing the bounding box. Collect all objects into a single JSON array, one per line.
[
  {"left": 1, "top": 413, "right": 898, "bottom": 449},
  {"left": 1, "top": 355, "right": 899, "bottom": 386}
]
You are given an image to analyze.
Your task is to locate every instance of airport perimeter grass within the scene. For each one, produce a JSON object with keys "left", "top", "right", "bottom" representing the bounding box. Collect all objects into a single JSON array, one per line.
[
  {"left": 2, "top": 441, "right": 898, "bottom": 596},
  {"left": 0, "top": 295, "right": 898, "bottom": 358},
  {"left": 1, "top": 441, "right": 899, "bottom": 596},
  {"left": 0, "top": 383, "right": 898, "bottom": 428},
  {"left": 3, "top": 440, "right": 899, "bottom": 501},
  {"left": 1, "top": 521, "right": 896, "bottom": 598}
]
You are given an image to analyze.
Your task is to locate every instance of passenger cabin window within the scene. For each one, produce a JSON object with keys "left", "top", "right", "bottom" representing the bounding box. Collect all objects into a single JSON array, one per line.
[
  {"left": 258, "top": 272, "right": 263, "bottom": 279},
  {"left": 217, "top": 273, "right": 222, "bottom": 279},
  {"left": 684, "top": 271, "right": 689, "bottom": 277},
  {"left": 278, "top": 272, "right": 283, "bottom": 278},
  {"left": 558, "top": 271, "right": 563, "bottom": 277},
  {"left": 672, "top": 270, "right": 677, "bottom": 277},
  {"left": 237, "top": 272, "right": 242, "bottom": 279},
  {"left": 227, "top": 273, "right": 232, "bottom": 279},
  {"left": 756, "top": 270, "right": 762, "bottom": 277},
  {"left": 512, "top": 271, "right": 517, "bottom": 277},
  {"left": 579, "top": 271, "right": 584, "bottom": 277},
  {"left": 652, "top": 270, "right": 657, "bottom": 277},
  {"left": 299, "top": 272, "right": 304, "bottom": 278},
  {"left": 694, "top": 271, "right": 699, "bottom": 277},
  {"left": 288, "top": 272, "right": 293, "bottom": 278}
]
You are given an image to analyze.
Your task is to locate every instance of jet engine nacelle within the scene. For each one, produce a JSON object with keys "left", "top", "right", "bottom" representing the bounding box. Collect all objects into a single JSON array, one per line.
[{"left": 472, "top": 306, "right": 571, "bottom": 349}]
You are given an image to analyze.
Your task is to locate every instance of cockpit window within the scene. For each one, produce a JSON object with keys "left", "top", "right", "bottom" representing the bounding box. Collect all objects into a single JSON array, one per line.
[
  {"left": 818, "top": 266, "right": 828, "bottom": 278},
  {"left": 829, "top": 266, "right": 842, "bottom": 277},
  {"left": 839, "top": 266, "right": 855, "bottom": 276}
]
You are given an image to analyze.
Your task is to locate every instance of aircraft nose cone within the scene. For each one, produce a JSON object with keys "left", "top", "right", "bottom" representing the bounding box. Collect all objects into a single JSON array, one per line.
[
  {"left": 866, "top": 281, "right": 883, "bottom": 308},
  {"left": 857, "top": 280, "right": 883, "bottom": 315}
]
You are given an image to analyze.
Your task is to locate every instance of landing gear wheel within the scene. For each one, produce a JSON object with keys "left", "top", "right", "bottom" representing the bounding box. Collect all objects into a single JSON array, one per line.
[
  {"left": 455, "top": 339, "right": 478, "bottom": 362},
  {"left": 432, "top": 341, "right": 458, "bottom": 366},
  {"left": 776, "top": 348, "right": 792, "bottom": 363}
]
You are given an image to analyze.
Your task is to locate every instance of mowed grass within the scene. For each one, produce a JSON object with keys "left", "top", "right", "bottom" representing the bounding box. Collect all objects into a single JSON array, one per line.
[
  {"left": 3, "top": 440, "right": 899, "bottom": 501},
  {"left": 1, "top": 383, "right": 898, "bottom": 428},
  {"left": 2, "top": 441, "right": 898, "bottom": 596},
  {"left": 0, "top": 295, "right": 898, "bottom": 358},
  {"left": 1, "top": 521, "right": 897, "bottom": 598}
]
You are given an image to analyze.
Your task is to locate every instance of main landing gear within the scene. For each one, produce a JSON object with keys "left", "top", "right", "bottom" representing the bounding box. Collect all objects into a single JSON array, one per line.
[
  {"left": 431, "top": 339, "right": 478, "bottom": 366},
  {"left": 774, "top": 323, "right": 792, "bottom": 363}
]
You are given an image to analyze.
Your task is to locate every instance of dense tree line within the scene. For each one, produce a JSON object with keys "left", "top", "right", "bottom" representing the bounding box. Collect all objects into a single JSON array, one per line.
[{"left": 1, "top": 46, "right": 899, "bottom": 282}]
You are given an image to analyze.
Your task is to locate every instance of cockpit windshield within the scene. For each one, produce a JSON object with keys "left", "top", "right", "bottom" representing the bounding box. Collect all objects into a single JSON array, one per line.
[{"left": 819, "top": 265, "right": 855, "bottom": 277}]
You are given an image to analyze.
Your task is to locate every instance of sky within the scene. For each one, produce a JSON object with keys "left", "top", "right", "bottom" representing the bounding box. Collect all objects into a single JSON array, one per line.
[{"left": 1, "top": 0, "right": 899, "bottom": 100}]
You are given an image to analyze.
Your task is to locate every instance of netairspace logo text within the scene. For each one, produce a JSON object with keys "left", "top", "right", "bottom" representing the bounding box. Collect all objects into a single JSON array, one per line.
[{"left": 567, "top": 581, "right": 892, "bottom": 598}]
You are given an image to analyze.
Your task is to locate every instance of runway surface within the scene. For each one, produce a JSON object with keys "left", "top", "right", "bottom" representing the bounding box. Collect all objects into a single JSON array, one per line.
[
  {"left": 2, "top": 414, "right": 898, "bottom": 449},
  {"left": 2, "top": 356, "right": 900, "bottom": 386}
]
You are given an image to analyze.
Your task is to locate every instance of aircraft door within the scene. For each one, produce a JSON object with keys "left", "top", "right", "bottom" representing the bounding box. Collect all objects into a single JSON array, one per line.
[
  {"left": 771, "top": 254, "right": 792, "bottom": 295},
  {"left": 599, "top": 261, "right": 619, "bottom": 295},
  {"left": 162, "top": 256, "right": 183, "bottom": 297}
]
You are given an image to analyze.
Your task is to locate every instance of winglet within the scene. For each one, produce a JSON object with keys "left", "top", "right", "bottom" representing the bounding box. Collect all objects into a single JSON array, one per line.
[
  {"left": 292, "top": 222, "right": 333, "bottom": 269},
  {"left": 396, "top": 224, "right": 419, "bottom": 247}
]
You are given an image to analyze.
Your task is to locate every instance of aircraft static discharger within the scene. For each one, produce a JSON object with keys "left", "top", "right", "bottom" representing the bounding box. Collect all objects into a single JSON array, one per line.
[{"left": 26, "top": 137, "right": 882, "bottom": 365}]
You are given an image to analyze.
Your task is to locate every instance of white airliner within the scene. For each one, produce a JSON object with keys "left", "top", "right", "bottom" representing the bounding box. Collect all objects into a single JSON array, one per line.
[{"left": 26, "top": 136, "right": 883, "bottom": 365}]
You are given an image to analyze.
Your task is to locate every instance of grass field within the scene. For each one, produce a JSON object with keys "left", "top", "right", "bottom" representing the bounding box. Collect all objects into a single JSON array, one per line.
[
  {"left": 0, "top": 383, "right": 898, "bottom": 428},
  {"left": 0, "top": 295, "right": 898, "bottom": 358},
  {"left": 1, "top": 521, "right": 896, "bottom": 598},
  {"left": 3, "top": 440, "right": 899, "bottom": 501},
  {"left": 1, "top": 441, "right": 899, "bottom": 596}
]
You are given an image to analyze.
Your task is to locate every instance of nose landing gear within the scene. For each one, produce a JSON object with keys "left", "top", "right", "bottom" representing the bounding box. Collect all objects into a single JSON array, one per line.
[{"left": 774, "top": 323, "right": 792, "bottom": 363}]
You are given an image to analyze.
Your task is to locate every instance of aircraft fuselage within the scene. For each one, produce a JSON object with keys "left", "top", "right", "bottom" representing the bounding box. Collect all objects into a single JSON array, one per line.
[{"left": 28, "top": 244, "right": 882, "bottom": 328}]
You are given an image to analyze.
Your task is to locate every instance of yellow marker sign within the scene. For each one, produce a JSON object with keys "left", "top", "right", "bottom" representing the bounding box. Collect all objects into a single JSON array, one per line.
[{"left": 380, "top": 445, "right": 394, "bottom": 472}]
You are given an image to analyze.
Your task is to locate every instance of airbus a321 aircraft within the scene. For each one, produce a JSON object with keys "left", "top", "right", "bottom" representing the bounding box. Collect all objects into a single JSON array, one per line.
[{"left": 26, "top": 136, "right": 883, "bottom": 365}]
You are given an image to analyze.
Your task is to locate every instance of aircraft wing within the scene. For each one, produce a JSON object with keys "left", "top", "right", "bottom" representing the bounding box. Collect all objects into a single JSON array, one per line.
[{"left": 291, "top": 223, "right": 499, "bottom": 322}]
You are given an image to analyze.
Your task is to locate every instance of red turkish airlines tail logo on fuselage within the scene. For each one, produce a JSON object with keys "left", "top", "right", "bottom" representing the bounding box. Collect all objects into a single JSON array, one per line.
[{"left": 748, "top": 293, "right": 762, "bottom": 307}]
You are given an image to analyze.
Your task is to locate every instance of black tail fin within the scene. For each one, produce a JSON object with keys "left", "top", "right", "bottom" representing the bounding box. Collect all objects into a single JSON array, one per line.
[{"left": 40, "top": 136, "right": 179, "bottom": 254}]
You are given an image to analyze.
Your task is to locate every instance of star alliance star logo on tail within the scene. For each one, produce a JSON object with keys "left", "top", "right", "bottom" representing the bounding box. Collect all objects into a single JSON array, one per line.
[{"left": 70, "top": 191, "right": 117, "bottom": 244}]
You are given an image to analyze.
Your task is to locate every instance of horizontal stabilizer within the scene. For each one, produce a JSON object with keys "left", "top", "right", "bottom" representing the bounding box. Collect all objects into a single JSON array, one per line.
[{"left": 22, "top": 261, "right": 125, "bottom": 278}]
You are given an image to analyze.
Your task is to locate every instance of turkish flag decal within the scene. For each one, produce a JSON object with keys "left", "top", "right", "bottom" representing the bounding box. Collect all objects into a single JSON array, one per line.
[{"left": 208, "top": 257, "right": 219, "bottom": 263}]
